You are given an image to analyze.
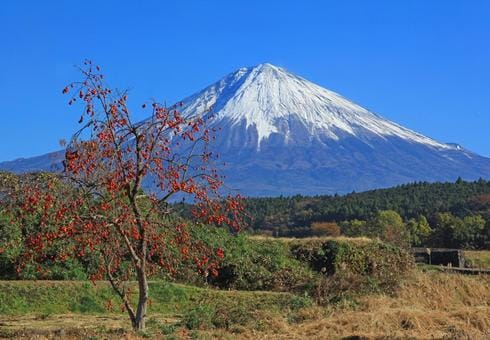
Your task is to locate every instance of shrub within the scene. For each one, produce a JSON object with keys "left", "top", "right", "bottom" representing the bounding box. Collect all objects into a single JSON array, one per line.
[
  {"left": 209, "top": 236, "right": 314, "bottom": 291},
  {"left": 183, "top": 226, "right": 315, "bottom": 291},
  {"left": 367, "top": 210, "right": 410, "bottom": 248},
  {"left": 310, "top": 222, "right": 341, "bottom": 237},
  {"left": 290, "top": 238, "right": 414, "bottom": 303},
  {"left": 339, "top": 219, "right": 367, "bottom": 237},
  {"left": 182, "top": 304, "right": 216, "bottom": 330},
  {"left": 182, "top": 299, "right": 260, "bottom": 330}
]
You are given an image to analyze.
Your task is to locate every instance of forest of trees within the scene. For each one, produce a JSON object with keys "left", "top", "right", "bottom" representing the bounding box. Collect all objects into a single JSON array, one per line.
[
  {"left": 2, "top": 176, "right": 490, "bottom": 284},
  {"left": 243, "top": 178, "right": 490, "bottom": 249}
]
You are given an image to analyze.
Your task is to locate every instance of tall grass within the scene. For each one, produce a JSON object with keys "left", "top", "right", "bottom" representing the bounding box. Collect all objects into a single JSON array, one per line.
[
  {"left": 465, "top": 250, "right": 490, "bottom": 268},
  {"left": 1, "top": 271, "right": 489, "bottom": 339}
]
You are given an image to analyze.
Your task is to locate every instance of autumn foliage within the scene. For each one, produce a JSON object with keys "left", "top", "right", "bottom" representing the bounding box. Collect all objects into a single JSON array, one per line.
[
  {"left": 1, "top": 61, "right": 244, "bottom": 330},
  {"left": 310, "top": 222, "right": 341, "bottom": 237}
]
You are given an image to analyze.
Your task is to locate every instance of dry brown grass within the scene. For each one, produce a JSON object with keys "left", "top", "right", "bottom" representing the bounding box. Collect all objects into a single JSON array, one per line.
[
  {"left": 0, "top": 314, "right": 132, "bottom": 339},
  {"left": 0, "top": 314, "right": 182, "bottom": 339},
  {"left": 203, "top": 271, "right": 490, "bottom": 339},
  {"left": 1, "top": 271, "right": 489, "bottom": 339},
  {"left": 248, "top": 234, "right": 373, "bottom": 244}
]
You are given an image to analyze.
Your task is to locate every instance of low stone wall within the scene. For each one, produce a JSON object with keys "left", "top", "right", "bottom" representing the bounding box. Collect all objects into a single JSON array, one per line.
[{"left": 412, "top": 248, "right": 465, "bottom": 268}]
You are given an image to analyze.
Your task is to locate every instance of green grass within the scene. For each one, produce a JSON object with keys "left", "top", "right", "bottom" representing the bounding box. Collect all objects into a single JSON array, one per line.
[
  {"left": 465, "top": 250, "right": 490, "bottom": 268},
  {"left": 0, "top": 280, "right": 311, "bottom": 317},
  {"left": 0, "top": 280, "right": 313, "bottom": 338},
  {"left": 1, "top": 269, "right": 488, "bottom": 339}
]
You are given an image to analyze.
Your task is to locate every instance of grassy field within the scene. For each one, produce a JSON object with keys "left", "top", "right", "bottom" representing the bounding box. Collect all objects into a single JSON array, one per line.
[
  {"left": 247, "top": 235, "right": 373, "bottom": 244},
  {"left": 465, "top": 250, "right": 490, "bottom": 268},
  {"left": 0, "top": 280, "right": 305, "bottom": 316},
  {"left": 1, "top": 270, "right": 489, "bottom": 339}
]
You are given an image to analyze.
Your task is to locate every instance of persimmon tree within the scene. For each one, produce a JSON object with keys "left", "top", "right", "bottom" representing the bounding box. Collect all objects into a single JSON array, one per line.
[{"left": 2, "top": 61, "right": 243, "bottom": 331}]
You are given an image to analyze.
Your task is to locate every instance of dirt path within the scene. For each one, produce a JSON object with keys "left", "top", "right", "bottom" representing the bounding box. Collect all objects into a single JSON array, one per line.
[{"left": 0, "top": 314, "right": 180, "bottom": 339}]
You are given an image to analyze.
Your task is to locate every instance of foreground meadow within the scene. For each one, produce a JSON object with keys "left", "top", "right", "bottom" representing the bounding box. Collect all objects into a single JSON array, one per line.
[{"left": 1, "top": 269, "right": 489, "bottom": 339}]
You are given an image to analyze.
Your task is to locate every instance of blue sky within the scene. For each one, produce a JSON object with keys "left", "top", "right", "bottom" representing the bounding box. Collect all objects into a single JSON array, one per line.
[{"left": 1, "top": 0, "right": 489, "bottom": 161}]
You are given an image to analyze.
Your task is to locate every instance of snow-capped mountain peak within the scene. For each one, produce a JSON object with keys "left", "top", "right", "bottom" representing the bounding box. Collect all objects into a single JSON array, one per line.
[
  {"left": 2, "top": 63, "right": 488, "bottom": 197},
  {"left": 178, "top": 63, "right": 452, "bottom": 151}
]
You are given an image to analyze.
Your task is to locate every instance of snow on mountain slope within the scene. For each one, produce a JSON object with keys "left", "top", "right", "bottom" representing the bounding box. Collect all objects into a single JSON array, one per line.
[
  {"left": 1, "top": 63, "right": 488, "bottom": 196},
  {"left": 178, "top": 63, "right": 453, "bottom": 151}
]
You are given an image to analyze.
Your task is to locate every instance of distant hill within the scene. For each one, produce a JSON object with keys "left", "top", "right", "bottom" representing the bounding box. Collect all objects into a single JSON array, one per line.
[{"left": 244, "top": 178, "right": 490, "bottom": 235}]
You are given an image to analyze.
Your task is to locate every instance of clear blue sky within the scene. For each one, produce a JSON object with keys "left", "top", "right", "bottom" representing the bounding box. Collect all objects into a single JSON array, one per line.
[{"left": 1, "top": 0, "right": 489, "bottom": 161}]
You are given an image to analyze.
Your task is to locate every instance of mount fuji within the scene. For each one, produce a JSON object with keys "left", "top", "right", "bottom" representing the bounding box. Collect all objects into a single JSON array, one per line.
[{"left": 1, "top": 63, "right": 489, "bottom": 196}]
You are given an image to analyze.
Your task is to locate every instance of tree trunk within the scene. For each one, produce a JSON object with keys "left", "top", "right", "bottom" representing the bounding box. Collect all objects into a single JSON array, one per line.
[{"left": 133, "top": 266, "right": 149, "bottom": 331}]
